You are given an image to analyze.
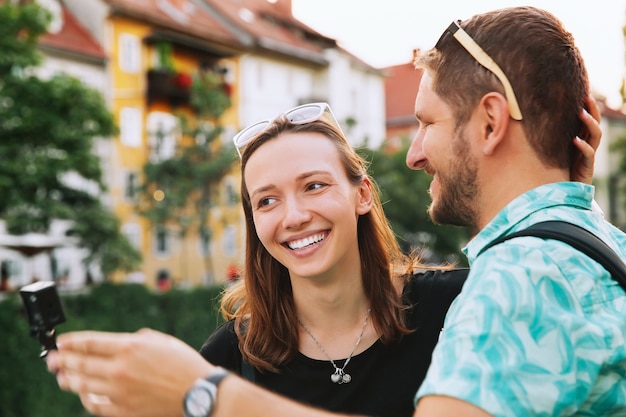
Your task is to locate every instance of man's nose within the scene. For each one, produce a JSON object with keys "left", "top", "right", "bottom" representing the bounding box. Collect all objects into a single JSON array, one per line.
[{"left": 406, "top": 129, "right": 427, "bottom": 170}]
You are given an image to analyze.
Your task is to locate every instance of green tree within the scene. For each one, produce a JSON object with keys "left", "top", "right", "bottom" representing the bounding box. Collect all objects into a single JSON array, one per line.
[
  {"left": 0, "top": 2, "right": 141, "bottom": 277},
  {"left": 360, "top": 143, "right": 470, "bottom": 266},
  {"left": 609, "top": 133, "right": 626, "bottom": 223},
  {"left": 608, "top": 21, "right": 626, "bottom": 226},
  {"left": 137, "top": 69, "right": 236, "bottom": 282}
]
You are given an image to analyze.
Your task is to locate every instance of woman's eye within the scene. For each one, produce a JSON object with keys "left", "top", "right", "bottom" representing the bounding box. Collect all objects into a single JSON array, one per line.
[
  {"left": 257, "top": 197, "right": 276, "bottom": 208},
  {"left": 307, "top": 182, "right": 326, "bottom": 191}
]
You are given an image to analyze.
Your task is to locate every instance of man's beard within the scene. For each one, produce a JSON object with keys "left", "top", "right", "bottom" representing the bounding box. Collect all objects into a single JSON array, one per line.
[{"left": 428, "top": 127, "right": 479, "bottom": 230}]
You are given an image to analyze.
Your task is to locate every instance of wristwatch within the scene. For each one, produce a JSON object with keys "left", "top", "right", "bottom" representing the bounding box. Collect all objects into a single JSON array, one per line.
[{"left": 183, "top": 368, "right": 230, "bottom": 417}]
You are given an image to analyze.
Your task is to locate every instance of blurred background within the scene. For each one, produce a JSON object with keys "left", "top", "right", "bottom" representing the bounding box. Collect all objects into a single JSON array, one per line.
[{"left": 1, "top": 1, "right": 626, "bottom": 414}]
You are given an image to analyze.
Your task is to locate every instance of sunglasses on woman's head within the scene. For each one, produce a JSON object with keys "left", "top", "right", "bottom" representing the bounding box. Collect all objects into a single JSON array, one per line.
[{"left": 233, "top": 102, "right": 344, "bottom": 158}]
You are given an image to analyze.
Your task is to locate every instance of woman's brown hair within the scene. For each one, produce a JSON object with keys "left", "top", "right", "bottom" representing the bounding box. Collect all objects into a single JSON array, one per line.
[{"left": 221, "top": 116, "right": 416, "bottom": 372}]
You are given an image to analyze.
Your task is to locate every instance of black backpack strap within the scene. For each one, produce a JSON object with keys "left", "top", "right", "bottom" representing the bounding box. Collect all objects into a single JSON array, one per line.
[
  {"left": 241, "top": 359, "right": 256, "bottom": 382},
  {"left": 478, "top": 220, "right": 626, "bottom": 292}
]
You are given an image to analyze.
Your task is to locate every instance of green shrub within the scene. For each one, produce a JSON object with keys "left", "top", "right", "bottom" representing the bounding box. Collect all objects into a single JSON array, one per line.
[{"left": 0, "top": 282, "right": 225, "bottom": 417}]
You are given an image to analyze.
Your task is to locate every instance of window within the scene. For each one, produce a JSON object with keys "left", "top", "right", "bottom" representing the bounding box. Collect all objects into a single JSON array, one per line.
[
  {"left": 119, "top": 33, "right": 141, "bottom": 73},
  {"left": 122, "top": 222, "right": 142, "bottom": 250},
  {"left": 147, "top": 112, "right": 178, "bottom": 161},
  {"left": 125, "top": 171, "right": 138, "bottom": 200},
  {"left": 223, "top": 177, "right": 238, "bottom": 207},
  {"left": 199, "top": 227, "right": 211, "bottom": 256},
  {"left": 120, "top": 107, "right": 142, "bottom": 147},
  {"left": 222, "top": 225, "right": 236, "bottom": 257},
  {"left": 154, "top": 226, "right": 170, "bottom": 256}
]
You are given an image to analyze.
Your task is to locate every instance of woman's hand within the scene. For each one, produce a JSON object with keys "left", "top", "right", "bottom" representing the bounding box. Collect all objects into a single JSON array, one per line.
[
  {"left": 46, "top": 328, "right": 215, "bottom": 417},
  {"left": 571, "top": 95, "right": 601, "bottom": 185}
]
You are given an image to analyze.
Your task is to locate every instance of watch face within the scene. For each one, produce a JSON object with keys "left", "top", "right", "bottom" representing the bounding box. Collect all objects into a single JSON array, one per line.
[{"left": 186, "top": 386, "right": 213, "bottom": 417}]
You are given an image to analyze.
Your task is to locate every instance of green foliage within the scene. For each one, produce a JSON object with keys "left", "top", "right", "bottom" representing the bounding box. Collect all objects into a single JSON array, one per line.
[
  {"left": 0, "top": 75, "right": 115, "bottom": 229},
  {"left": 137, "top": 74, "right": 236, "bottom": 279},
  {"left": 611, "top": 135, "right": 626, "bottom": 173},
  {"left": 155, "top": 42, "right": 175, "bottom": 73},
  {"left": 0, "top": 283, "right": 224, "bottom": 417},
  {"left": 0, "top": 2, "right": 141, "bottom": 275},
  {"left": 610, "top": 133, "right": 626, "bottom": 219},
  {"left": 68, "top": 204, "right": 142, "bottom": 276},
  {"left": 0, "top": 2, "right": 49, "bottom": 75},
  {"left": 190, "top": 70, "right": 232, "bottom": 118},
  {"left": 138, "top": 124, "right": 236, "bottom": 229},
  {"left": 359, "top": 144, "right": 470, "bottom": 265}
]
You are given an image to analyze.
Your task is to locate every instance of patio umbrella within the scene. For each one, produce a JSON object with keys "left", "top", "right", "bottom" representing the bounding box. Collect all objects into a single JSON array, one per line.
[{"left": 0, "top": 233, "right": 66, "bottom": 257}]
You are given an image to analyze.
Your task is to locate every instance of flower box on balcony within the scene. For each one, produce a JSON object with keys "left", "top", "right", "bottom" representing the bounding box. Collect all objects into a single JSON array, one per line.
[{"left": 146, "top": 69, "right": 191, "bottom": 108}]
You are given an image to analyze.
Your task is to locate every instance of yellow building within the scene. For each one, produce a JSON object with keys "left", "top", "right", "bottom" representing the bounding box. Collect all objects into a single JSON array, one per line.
[
  {"left": 61, "top": 0, "right": 384, "bottom": 289},
  {"left": 64, "top": 0, "right": 247, "bottom": 287}
]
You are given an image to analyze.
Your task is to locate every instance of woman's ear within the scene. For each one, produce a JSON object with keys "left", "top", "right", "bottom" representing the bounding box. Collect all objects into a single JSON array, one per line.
[
  {"left": 479, "top": 92, "right": 510, "bottom": 156},
  {"left": 356, "top": 178, "right": 374, "bottom": 215}
]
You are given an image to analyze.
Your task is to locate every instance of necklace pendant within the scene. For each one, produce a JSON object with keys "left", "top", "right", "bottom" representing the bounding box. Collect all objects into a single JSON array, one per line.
[
  {"left": 330, "top": 369, "right": 351, "bottom": 384},
  {"left": 300, "top": 307, "right": 370, "bottom": 387},
  {"left": 331, "top": 369, "right": 343, "bottom": 384}
]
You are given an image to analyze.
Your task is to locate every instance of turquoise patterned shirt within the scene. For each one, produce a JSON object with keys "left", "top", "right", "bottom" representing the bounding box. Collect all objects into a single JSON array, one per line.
[{"left": 416, "top": 182, "right": 626, "bottom": 416}]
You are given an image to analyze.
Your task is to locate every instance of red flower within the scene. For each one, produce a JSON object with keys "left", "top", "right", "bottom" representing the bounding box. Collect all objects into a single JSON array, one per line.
[
  {"left": 222, "top": 82, "right": 232, "bottom": 97},
  {"left": 172, "top": 72, "right": 192, "bottom": 89},
  {"left": 227, "top": 264, "right": 240, "bottom": 280}
]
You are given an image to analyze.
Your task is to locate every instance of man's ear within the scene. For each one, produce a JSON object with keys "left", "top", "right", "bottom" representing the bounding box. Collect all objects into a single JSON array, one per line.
[
  {"left": 356, "top": 178, "right": 374, "bottom": 215},
  {"left": 478, "top": 92, "right": 510, "bottom": 156}
]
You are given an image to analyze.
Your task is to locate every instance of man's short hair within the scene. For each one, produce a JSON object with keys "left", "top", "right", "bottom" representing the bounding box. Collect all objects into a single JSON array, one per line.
[{"left": 416, "top": 6, "right": 589, "bottom": 169}]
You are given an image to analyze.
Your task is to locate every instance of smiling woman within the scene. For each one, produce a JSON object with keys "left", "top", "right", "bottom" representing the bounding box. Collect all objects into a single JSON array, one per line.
[{"left": 198, "top": 102, "right": 467, "bottom": 417}]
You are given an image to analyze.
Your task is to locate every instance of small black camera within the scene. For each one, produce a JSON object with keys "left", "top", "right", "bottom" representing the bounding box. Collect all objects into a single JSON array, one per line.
[{"left": 19, "top": 281, "right": 66, "bottom": 358}]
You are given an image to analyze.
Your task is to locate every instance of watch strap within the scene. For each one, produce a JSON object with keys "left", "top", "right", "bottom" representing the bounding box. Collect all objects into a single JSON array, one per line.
[
  {"left": 206, "top": 368, "right": 229, "bottom": 386},
  {"left": 183, "top": 368, "right": 230, "bottom": 417}
]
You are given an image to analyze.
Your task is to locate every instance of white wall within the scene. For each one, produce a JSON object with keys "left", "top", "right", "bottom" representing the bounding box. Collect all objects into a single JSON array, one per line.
[
  {"left": 237, "top": 51, "right": 386, "bottom": 149},
  {"left": 237, "top": 55, "right": 317, "bottom": 126},
  {"left": 38, "top": 55, "right": 107, "bottom": 91},
  {"left": 324, "top": 49, "right": 386, "bottom": 148}
]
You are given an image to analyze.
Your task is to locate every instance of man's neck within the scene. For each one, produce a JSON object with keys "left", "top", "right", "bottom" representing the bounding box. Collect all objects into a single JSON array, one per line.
[{"left": 476, "top": 158, "right": 569, "bottom": 231}]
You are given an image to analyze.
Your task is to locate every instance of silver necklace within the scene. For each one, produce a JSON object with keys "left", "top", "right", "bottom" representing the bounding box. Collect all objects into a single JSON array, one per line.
[{"left": 297, "top": 307, "right": 371, "bottom": 385}]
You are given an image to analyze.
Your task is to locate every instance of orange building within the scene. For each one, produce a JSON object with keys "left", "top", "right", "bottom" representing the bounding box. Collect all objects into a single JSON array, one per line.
[{"left": 383, "top": 53, "right": 423, "bottom": 153}]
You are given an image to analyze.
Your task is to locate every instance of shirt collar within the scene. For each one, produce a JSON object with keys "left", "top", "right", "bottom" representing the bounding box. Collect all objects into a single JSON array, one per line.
[{"left": 463, "top": 182, "right": 595, "bottom": 264}]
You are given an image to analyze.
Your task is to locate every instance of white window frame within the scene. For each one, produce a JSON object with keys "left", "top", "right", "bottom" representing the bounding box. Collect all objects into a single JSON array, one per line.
[
  {"left": 122, "top": 222, "right": 142, "bottom": 250},
  {"left": 120, "top": 107, "right": 142, "bottom": 147},
  {"left": 119, "top": 33, "right": 141, "bottom": 73},
  {"left": 147, "top": 112, "right": 179, "bottom": 161}
]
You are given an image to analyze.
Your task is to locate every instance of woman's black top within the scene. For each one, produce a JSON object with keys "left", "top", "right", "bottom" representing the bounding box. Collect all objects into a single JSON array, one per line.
[{"left": 199, "top": 269, "right": 467, "bottom": 417}]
